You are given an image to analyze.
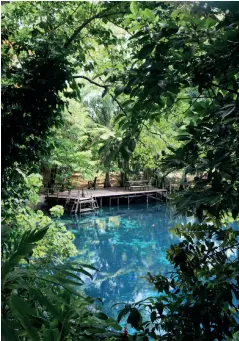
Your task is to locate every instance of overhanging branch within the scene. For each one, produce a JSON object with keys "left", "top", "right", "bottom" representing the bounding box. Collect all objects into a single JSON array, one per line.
[
  {"left": 73, "top": 75, "right": 128, "bottom": 117},
  {"left": 73, "top": 75, "right": 107, "bottom": 89},
  {"left": 112, "top": 96, "right": 127, "bottom": 117},
  {"left": 64, "top": 10, "right": 128, "bottom": 48},
  {"left": 211, "top": 83, "right": 239, "bottom": 95}
]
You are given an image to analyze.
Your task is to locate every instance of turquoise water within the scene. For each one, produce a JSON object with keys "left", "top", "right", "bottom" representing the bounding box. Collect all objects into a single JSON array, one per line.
[{"left": 63, "top": 204, "right": 190, "bottom": 318}]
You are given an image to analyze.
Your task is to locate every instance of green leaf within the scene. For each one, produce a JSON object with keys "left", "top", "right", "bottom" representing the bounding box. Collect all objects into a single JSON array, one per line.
[
  {"left": 96, "top": 312, "right": 108, "bottom": 320},
  {"left": 138, "top": 44, "right": 155, "bottom": 59},
  {"left": 143, "top": 9, "right": 155, "bottom": 21},
  {"left": 107, "top": 318, "right": 122, "bottom": 331},
  {"left": 117, "top": 307, "right": 130, "bottom": 323},
  {"left": 1, "top": 321, "right": 20, "bottom": 341},
  {"left": 130, "top": 1, "right": 139, "bottom": 15},
  {"left": 114, "top": 85, "right": 125, "bottom": 96},
  {"left": 10, "top": 295, "right": 41, "bottom": 341},
  {"left": 127, "top": 308, "right": 142, "bottom": 329},
  {"left": 43, "top": 328, "right": 61, "bottom": 341},
  {"left": 155, "top": 302, "right": 164, "bottom": 316},
  {"left": 205, "top": 17, "right": 218, "bottom": 28},
  {"left": 29, "top": 288, "right": 62, "bottom": 321},
  {"left": 151, "top": 311, "right": 157, "bottom": 322},
  {"left": 2, "top": 226, "right": 49, "bottom": 281},
  {"left": 28, "top": 225, "right": 49, "bottom": 243}
]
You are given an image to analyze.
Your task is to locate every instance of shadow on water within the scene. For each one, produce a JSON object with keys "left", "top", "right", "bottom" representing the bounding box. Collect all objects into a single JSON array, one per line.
[{"left": 62, "top": 203, "right": 191, "bottom": 318}]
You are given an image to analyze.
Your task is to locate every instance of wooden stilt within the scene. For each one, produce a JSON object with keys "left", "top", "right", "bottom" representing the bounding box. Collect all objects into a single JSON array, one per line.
[
  {"left": 100, "top": 197, "right": 102, "bottom": 207},
  {"left": 117, "top": 197, "right": 119, "bottom": 206},
  {"left": 109, "top": 197, "right": 111, "bottom": 207}
]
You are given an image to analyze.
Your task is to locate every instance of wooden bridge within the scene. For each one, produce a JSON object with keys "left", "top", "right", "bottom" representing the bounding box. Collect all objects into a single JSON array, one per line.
[{"left": 43, "top": 187, "right": 168, "bottom": 214}]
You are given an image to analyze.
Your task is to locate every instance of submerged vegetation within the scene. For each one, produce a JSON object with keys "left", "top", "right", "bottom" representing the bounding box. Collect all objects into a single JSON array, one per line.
[{"left": 1, "top": 1, "right": 239, "bottom": 340}]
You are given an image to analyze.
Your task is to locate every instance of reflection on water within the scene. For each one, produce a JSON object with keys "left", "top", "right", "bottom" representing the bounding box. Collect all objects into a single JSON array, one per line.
[{"left": 62, "top": 204, "right": 190, "bottom": 318}]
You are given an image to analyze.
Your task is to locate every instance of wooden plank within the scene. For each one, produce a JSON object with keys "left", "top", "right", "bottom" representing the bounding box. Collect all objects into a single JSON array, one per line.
[{"left": 80, "top": 208, "right": 95, "bottom": 212}]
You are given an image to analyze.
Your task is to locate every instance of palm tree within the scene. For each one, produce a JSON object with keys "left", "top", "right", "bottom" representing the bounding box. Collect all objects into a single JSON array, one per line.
[{"left": 83, "top": 91, "right": 121, "bottom": 187}]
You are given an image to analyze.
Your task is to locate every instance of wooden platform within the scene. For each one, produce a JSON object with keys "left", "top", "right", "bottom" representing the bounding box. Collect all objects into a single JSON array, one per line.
[{"left": 44, "top": 187, "right": 167, "bottom": 208}]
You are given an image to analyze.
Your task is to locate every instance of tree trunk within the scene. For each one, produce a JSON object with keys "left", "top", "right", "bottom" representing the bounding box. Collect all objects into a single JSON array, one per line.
[
  {"left": 120, "top": 171, "right": 127, "bottom": 187},
  {"left": 104, "top": 171, "right": 111, "bottom": 188},
  {"left": 48, "top": 166, "right": 57, "bottom": 193}
]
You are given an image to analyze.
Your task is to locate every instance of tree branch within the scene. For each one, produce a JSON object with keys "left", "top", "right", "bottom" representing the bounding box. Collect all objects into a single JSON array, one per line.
[
  {"left": 141, "top": 121, "right": 170, "bottom": 148},
  {"left": 176, "top": 96, "right": 212, "bottom": 101},
  {"left": 138, "top": 138, "right": 148, "bottom": 148},
  {"left": 211, "top": 82, "right": 239, "bottom": 95},
  {"left": 111, "top": 96, "right": 128, "bottom": 117},
  {"left": 74, "top": 75, "right": 128, "bottom": 117},
  {"left": 73, "top": 75, "right": 107, "bottom": 88},
  {"left": 51, "top": 3, "right": 82, "bottom": 32},
  {"left": 64, "top": 10, "right": 128, "bottom": 48},
  {"left": 182, "top": 94, "right": 201, "bottom": 115}
]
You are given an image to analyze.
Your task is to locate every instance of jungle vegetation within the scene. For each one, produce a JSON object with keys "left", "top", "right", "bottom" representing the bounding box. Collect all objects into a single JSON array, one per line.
[{"left": 1, "top": 1, "right": 239, "bottom": 340}]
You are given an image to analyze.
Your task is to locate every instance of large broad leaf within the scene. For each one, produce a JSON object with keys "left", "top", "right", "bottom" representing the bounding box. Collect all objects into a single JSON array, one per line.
[
  {"left": 117, "top": 306, "right": 131, "bottom": 323},
  {"left": 130, "top": 1, "right": 139, "bottom": 15},
  {"left": 142, "top": 8, "right": 155, "bottom": 21},
  {"left": 127, "top": 308, "right": 142, "bottom": 329},
  {"left": 2, "top": 226, "right": 49, "bottom": 281},
  {"left": 114, "top": 85, "right": 126, "bottom": 96},
  {"left": 29, "top": 288, "right": 62, "bottom": 321},
  {"left": 10, "top": 295, "right": 41, "bottom": 341},
  {"left": 43, "top": 329, "right": 60, "bottom": 341},
  {"left": 1, "top": 320, "right": 20, "bottom": 341}
]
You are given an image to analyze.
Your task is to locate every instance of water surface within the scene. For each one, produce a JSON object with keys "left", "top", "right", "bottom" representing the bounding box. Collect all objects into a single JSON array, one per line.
[{"left": 63, "top": 204, "right": 189, "bottom": 317}]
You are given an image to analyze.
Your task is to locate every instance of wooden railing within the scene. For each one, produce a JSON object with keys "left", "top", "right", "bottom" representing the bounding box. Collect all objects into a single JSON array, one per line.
[{"left": 40, "top": 187, "right": 94, "bottom": 200}]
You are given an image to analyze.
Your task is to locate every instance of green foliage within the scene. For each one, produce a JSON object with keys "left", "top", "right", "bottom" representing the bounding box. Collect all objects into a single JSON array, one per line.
[
  {"left": 110, "top": 1, "right": 239, "bottom": 149},
  {"left": 2, "top": 1, "right": 239, "bottom": 340},
  {"left": 114, "top": 2, "right": 239, "bottom": 340},
  {"left": 42, "top": 99, "right": 97, "bottom": 185},
  {"left": 13, "top": 207, "right": 76, "bottom": 259},
  {"left": 49, "top": 205, "right": 64, "bottom": 218},
  {"left": 1, "top": 0, "right": 129, "bottom": 188},
  {"left": 2, "top": 227, "right": 122, "bottom": 341},
  {"left": 162, "top": 101, "right": 239, "bottom": 221},
  {"left": 1, "top": 3, "right": 130, "bottom": 339},
  {"left": 1, "top": 3, "right": 132, "bottom": 339},
  {"left": 117, "top": 221, "right": 239, "bottom": 340},
  {"left": 131, "top": 113, "right": 183, "bottom": 172},
  {"left": 83, "top": 91, "right": 122, "bottom": 172},
  {"left": 2, "top": 171, "right": 77, "bottom": 261}
]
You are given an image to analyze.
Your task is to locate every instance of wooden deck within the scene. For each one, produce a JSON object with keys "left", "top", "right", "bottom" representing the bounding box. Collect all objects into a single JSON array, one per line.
[{"left": 44, "top": 187, "right": 167, "bottom": 207}]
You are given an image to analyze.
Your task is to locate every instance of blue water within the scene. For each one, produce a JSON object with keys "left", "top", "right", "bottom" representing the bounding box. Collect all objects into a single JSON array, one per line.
[{"left": 63, "top": 204, "right": 191, "bottom": 318}]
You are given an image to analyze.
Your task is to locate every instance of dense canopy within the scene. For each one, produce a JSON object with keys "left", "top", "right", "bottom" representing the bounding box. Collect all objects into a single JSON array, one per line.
[{"left": 1, "top": 1, "right": 239, "bottom": 341}]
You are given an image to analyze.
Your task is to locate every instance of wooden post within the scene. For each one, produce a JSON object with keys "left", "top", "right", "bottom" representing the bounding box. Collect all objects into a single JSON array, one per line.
[
  {"left": 117, "top": 197, "right": 119, "bottom": 206},
  {"left": 128, "top": 196, "right": 129, "bottom": 206},
  {"left": 75, "top": 199, "right": 79, "bottom": 214},
  {"left": 57, "top": 190, "right": 59, "bottom": 204},
  {"left": 109, "top": 197, "right": 111, "bottom": 207},
  {"left": 100, "top": 197, "right": 102, "bottom": 207}
]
